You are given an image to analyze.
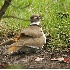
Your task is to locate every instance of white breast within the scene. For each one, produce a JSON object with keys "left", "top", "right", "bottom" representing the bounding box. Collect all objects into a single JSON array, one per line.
[{"left": 40, "top": 28, "right": 46, "bottom": 44}]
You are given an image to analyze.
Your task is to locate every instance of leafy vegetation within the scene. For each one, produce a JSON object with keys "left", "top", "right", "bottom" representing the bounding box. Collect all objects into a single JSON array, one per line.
[
  {"left": 7, "top": 64, "right": 23, "bottom": 69},
  {"left": 0, "top": 0, "right": 70, "bottom": 48}
]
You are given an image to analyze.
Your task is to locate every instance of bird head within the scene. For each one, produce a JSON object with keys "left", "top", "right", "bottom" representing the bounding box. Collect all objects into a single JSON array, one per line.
[{"left": 30, "top": 14, "right": 41, "bottom": 25}]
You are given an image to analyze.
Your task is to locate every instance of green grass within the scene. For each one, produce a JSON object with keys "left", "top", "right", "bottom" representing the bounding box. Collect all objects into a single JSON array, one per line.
[
  {"left": 0, "top": 0, "right": 70, "bottom": 47},
  {"left": 7, "top": 64, "right": 23, "bottom": 69}
]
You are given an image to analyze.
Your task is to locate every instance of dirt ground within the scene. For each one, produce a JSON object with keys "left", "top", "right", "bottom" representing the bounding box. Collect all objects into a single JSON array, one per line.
[{"left": 0, "top": 45, "right": 70, "bottom": 69}]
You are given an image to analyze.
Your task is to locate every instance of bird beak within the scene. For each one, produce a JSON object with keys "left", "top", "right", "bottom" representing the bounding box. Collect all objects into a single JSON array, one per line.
[
  {"left": 39, "top": 15, "right": 42, "bottom": 19},
  {"left": 39, "top": 15, "right": 44, "bottom": 21}
]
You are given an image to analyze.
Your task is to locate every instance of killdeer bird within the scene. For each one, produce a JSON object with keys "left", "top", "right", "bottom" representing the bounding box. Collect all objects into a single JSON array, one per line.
[{"left": 4, "top": 14, "right": 46, "bottom": 55}]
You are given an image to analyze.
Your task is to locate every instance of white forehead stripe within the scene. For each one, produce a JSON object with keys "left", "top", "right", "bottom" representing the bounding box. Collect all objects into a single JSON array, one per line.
[{"left": 34, "top": 17, "right": 38, "bottom": 19}]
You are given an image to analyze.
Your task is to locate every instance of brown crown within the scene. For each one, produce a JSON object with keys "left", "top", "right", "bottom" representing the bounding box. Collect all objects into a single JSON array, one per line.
[{"left": 30, "top": 14, "right": 41, "bottom": 23}]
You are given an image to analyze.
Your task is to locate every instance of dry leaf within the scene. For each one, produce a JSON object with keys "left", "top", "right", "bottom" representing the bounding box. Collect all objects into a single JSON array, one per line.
[
  {"left": 51, "top": 58, "right": 58, "bottom": 61},
  {"left": 35, "top": 57, "right": 44, "bottom": 61},
  {"left": 57, "top": 57, "right": 64, "bottom": 61},
  {"left": 64, "top": 58, "right": 69, "bottom": 63}
]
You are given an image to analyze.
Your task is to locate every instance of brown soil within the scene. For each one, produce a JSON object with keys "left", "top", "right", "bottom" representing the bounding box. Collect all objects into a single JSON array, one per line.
[{"left": 0, "top": 45, "right": 70, "bottom": 69}]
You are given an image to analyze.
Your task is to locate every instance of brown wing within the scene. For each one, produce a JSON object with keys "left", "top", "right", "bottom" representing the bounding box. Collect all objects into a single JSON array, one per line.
[
  {"left": 5, "top": 35, "right": 45, "bottom": 54},
  {"left": 20, "top": 26, "right": 43, "bottom": 38},
  {"left": 10, "top": 35, "right": 45, "bottom": 47}
]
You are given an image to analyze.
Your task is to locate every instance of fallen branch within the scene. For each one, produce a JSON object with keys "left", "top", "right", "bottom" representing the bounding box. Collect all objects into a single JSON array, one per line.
[{"left": 0, "top": 0, "right": 12, "bottom": 20}]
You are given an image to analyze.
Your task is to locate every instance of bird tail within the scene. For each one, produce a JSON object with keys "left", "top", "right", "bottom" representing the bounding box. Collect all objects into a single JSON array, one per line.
[
  {"left": 3, "top": 46, "right": 21, "bottom": 55},
  {"left": 3, "top": 46, "right": 43, "bottom": 55}
]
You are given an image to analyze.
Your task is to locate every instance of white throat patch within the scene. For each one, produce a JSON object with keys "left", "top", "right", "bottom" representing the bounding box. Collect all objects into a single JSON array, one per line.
[{"left": 30, "top": 21, "right": 40, "bottom": 25}]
